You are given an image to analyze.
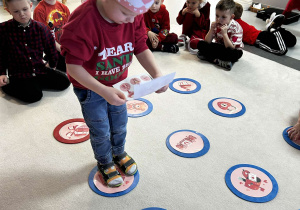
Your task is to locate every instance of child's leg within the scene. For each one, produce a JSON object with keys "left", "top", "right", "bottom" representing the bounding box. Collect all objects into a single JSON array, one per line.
[
  {"left": 161, "top": 33, "right": 179, "bottom": 44},
  {"left": 38, "top": 68, "right": 70, "bottom": 90},
  {"left": 197, "top": 41, "right": 242, "bottom": 62},
  {"left": 73, "top": 88, "right": 124, "bottom": 186},
  {"left": 107, "top": 103, "right": 137, "bottom": 175},
  {"left": 1, "top": 77, "right": 43, "bottom": 103},
  {"left": 188, "top": 35, "right": 203, "bottom": 54},
  {"left": 256, "top": 30, "right": 287, "bottom": 55},
  {"left": 56, "top": 54, "right": 67, "bottom": 72},
  {"left": 278, "top": 28, "right": 297, "bottom": 47},
  {"left": 283, "top": 0, "right": 300, "bottom": 18},
  {"left": 161, "top": 33, "right": 179, "bottom": 53},
  {"left": 197, "top": 41, "right": 216, "bottom": 61}
]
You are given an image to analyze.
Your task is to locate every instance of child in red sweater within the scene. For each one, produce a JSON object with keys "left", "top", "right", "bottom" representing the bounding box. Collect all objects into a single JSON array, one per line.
[
  {"left": 143, "top": 0, "right": 179, "bottom": 53},
  {"left": 176, "top": 0, "right": 210, "bottom": 54},
  {"left": 234, "top": 2, "right": 296, "bottom": 55},
  {"left": 33, "top": 0, "right": 70, "bottom": 72},
  {"left": 60, "top": 0, "right": 168, "bottom": 188}
]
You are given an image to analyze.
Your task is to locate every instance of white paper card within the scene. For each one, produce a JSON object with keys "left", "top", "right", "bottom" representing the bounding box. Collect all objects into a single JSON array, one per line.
[
  {"left": 113, "top": 73, "right": 152, "bottom": 100},
  {"left": 133, "top": 72, "right": 176, "bottom": 99},
  {"left": 113, "top": 72, "right": 176, "bottom": 100}
]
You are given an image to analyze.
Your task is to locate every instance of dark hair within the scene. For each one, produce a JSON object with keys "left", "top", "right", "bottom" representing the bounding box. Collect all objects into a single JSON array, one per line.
[{"left": 216, "top": 0, "right": 236, "bottom": 14}]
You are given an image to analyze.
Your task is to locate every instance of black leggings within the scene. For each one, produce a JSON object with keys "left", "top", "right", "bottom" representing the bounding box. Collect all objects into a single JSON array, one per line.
[
  {"left": 256, "top": 28, "right": 297, "bottom": 55},
  {"left": 2, "top": 68, "right": 70, "bottom": 103},
  {"left": 197, "top": 41, "right": 243, "bottom": 62}
]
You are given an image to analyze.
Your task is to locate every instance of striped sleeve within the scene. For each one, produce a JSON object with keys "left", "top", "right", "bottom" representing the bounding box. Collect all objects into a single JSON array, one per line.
[{"left": 229, "top": 21, "right": 244, "bottom": 49}]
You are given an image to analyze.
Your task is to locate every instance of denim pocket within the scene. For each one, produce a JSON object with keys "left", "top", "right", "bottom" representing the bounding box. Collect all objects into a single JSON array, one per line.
[{"left": 73, "top": 87, "right": 91, "bottom": 104}]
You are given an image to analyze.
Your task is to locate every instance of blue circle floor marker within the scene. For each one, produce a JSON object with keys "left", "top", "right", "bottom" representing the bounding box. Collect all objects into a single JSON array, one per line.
[
  {"left": 208, "top": 97, "right": 246, "bottom": 118},
  {"left": 282, "top": 126, "right": 300, "bottom": 150},
  {"left": 225, "top": 164, "right": 278, "bottom": 203},
  {"left": 166, "top": 129, "right": 210, "bottom": 158},
  {"left": 127, "top": 98, "right": 153, "bottom": 118},
  {"left": 88, "top": 166, "right": 139, "bottom": 197},
  {"left": 169, "top": 78, "right": 201, "bottom": 94}
]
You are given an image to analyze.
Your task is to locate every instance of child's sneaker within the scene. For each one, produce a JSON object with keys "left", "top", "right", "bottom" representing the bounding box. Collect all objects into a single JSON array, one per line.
[
  {"left": 214, "top": 59, "right": 233, "bottom": 71},
  {"left": 178, "top": 34, "right": 187, "bottom": 47},
  {"left": 188, "top": 40, "right": 198, "bottom": 55},
  {"left": 162, "top": 44, "right": 179, "bottom": 53},
  {"left": 97, "top": 162, "right": 123, "bottom": 187},
  {"left": 113, "top": 152, "right": 137, "bottom": 176},
  {"left": 266, "top": 13, "right": 285, "bottom": 32}
]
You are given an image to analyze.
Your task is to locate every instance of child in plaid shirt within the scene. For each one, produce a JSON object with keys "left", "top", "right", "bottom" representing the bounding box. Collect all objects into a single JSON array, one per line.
[{"left": 0, "top": 0, "right": 70, "bottom": 103}]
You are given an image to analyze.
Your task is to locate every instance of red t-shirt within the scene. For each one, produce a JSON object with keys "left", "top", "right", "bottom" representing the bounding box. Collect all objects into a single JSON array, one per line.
[
  {"left": 143, "top": 4, "right": 170, "bottom": 42},
  {"left": 235, "top": 18, "right": 261, "bottom": 45},
  {"left": 60, "top": 0, "right": 148, "bottom": 89},
  {"left": 33, "top": 0, "right": 70, "bottom": 43},
  {"left": 213, "top": 19, "right": 244, "bottom": 50}
]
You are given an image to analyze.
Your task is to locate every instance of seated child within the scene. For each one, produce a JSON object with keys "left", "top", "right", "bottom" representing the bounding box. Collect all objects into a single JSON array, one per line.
[
  {"left": 33, "top": 0, "right": 71, "bottom": 72},
  {"left": 60, "top": 0, "right": 168, "bottom": 187},
  {"left": 176, "top": 0, "right": 210, "bottom": 54},
  {"left": 234, "top": 2, "right": 296, "bottom": 55},
  {"left": 197, "top": 0, "right": 243, "bottom": 70},
  {"left": 0, "top": 0, "right": 70, "bottom": 103},
  {"left": 144, "top": 0, "right": 179, "bottom": 53},
  {"left": 288, "top": 110, "right": 300, "bottom": 143}
]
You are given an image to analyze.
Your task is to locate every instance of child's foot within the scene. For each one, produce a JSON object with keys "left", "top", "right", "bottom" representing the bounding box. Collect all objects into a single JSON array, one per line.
[
  {"left": 178, "top": 34, "right": 187, "bottom": 47},
  {"left": 197, "top": 51, "right": 207, "bottom": 60},
  {"left": 113, "top": 152, "right": 137, "bottom": 176},
  {"left": 97, "top": 162, "right": 123, "bottom": 187},
  {"left": 287, "top": 122, "right": 300, "bottom": 142},
  {"left": 214, "top": 59, "right": 233, "bottom": 71},
  {"left": 162, "top": 44, "right": 179, "bottom": 53},
  {"left": 188, "top": 41, "right": 198, "bottom": 55},
  {"left": 266, "top": 13, "right": 285, "bottom": 32}
]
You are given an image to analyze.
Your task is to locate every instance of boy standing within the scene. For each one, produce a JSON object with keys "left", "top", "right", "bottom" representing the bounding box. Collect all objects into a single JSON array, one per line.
[
  {"left": 234, "top": 3, "right": 296, "bottom": 56},
  {"left": 144, "top": 0, "right": 179, "bottom": 53},
  {"left": 33, "top": 0, "right": 70, "bottom": 72},
  {"left": 0, "top": 0, "right": 70, "bottom": 103},
  {"left": 60, "top": 0, "right": 168, "bottom": 187},
  {"left": 197, "top": 0, "right": 243, "bottom": 70}
]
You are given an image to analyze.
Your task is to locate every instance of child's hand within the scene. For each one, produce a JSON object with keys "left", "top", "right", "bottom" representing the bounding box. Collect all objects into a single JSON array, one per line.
[
  {"left": 148, "top": 31, "right": 159, "bottom": 44},
  {"left": 155, "top": 84, "right": 168, "bottom": 93},
  {"left": 102, "top": 86, "right": 126, "bottom": 106},
  {"left": 0, "top": 75, "right": 9, "bottom": 87},
  {"left": 152, "top": 40, "right": 158, "bottom": 49},
  {"left": 220, "top": 24, "right": 228, "bottom": 35},
  {"left": 211, "top": 21, "right": 217, "bottom": 30},
  {"left": 50, "top": 29, "right": 55, "bottom": 39},
  {"left": 190, "top": 9, "right": 200, "bottom": 17},
  {"left": 182, "top": 8, "right": 190, "bottom": 15}
]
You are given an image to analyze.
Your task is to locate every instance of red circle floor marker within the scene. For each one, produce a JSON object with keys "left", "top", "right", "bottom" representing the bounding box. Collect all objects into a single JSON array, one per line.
[{"left": 53, "top": 118, "right": 90, "bottom": 144}]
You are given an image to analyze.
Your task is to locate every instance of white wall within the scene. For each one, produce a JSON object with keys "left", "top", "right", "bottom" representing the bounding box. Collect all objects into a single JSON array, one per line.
[{"left": 253, "top": 0, "right": 288, "bottom": 9}]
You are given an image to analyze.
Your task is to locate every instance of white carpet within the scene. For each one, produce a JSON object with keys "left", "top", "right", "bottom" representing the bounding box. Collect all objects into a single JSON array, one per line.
[{"left": 1, "top": 1, "right": 300, "bottom": 210}]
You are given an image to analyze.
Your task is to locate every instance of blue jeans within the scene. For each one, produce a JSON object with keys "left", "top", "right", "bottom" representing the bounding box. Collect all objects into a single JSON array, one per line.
[{"left": 73, "top": 87, "right": 128, "bottom": 165}]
